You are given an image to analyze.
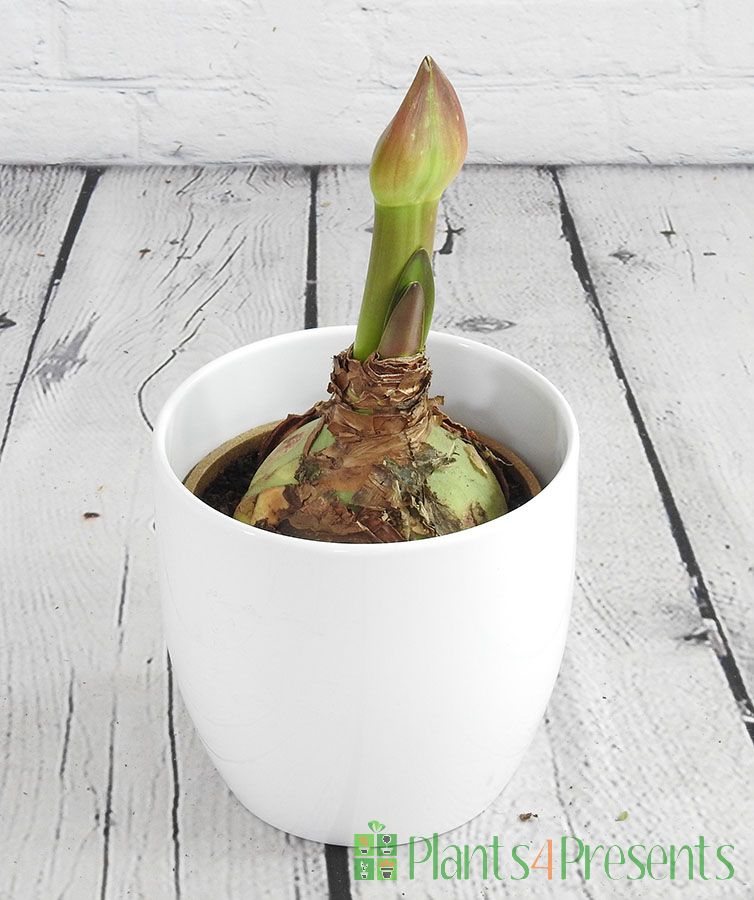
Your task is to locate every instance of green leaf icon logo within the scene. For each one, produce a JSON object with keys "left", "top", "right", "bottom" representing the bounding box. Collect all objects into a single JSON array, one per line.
[{"left": 368, "top": 820, "right": 385, "bottom": 833}]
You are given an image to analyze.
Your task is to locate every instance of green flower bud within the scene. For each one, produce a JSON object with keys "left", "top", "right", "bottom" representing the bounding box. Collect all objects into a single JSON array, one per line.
[{"left": 370, "top": 56, "right": 468, "bottom": 208}]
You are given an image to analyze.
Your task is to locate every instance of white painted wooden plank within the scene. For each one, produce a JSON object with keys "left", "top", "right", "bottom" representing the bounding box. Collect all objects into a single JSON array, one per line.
[
  {"left": 0, "top": 165, "right": 85, "bottom": 445},
  {"left": 560, "top": 165, "right": 754, "bottom": 706},
  {"left": 316, "top": 165, "right": 754, "bottom": 897},
  {"left": 0, "top": 166, "right": 327, "bottom": 899}
]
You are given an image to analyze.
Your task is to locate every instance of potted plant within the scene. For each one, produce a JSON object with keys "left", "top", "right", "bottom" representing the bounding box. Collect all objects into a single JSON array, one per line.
[{"left": 154, "top": 58, "right": 579, "bottom": 845}]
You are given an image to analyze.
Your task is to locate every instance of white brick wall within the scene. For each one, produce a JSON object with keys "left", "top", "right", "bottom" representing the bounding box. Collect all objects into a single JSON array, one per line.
[{"left": 1, "top": 0, "right": 752, "bottom": 164}]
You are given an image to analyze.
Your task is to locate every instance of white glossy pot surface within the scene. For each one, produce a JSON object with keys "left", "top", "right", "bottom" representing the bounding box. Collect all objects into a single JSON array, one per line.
[{"left": 153, "top": 327, "right": 579, "bottom": 845}]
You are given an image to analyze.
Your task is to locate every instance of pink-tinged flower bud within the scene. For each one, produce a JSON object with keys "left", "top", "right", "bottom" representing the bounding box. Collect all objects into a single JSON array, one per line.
[{"left": 370, "top": 56, "right": 468, "bottom": 207}]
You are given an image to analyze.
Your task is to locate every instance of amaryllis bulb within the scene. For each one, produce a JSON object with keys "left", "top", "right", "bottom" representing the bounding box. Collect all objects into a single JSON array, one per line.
[
  {"left": 370, "top": 56, "right": 468, "bottom": 207},
  {"left": 230, "top": 57, "right": 516, "bottom": 543}
]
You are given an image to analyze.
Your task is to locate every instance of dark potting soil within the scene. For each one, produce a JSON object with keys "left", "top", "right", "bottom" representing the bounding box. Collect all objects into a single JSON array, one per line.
[
  {"left": 196, "top": 444, "right": 535, "bottom": 520},
  {"left": 501, "top": 457, "right": 535, "bottom": 513},
  {"left": 198, "top": 450, "right": 259, "bottom": 518}
]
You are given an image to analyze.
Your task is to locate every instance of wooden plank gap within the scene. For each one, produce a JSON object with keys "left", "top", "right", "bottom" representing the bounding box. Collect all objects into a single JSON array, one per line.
[
  {"left": 549, "top": 165, "right": 754, "bottom": 743},
  {"left": 0, "top": 166, "right": 103, "bottom": 464},
  {"left": 305, "top": 165, "right": 320, "bottom": 330},
  {"left": 324, "top": 844, "right": 352, "bottom": 900}
]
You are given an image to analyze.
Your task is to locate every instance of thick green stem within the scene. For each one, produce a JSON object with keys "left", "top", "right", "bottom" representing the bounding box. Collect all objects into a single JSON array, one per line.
[{"left": 353, "top": 200, "right": 438, "bottom": 360}]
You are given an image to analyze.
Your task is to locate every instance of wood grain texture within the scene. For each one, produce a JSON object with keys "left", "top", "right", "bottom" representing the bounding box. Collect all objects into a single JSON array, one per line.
[
  {"left": 316, "top": 165, "right": 754, "bottom": 897},
  {"left": 559, "top": 165, "right": 754, "bottom": 707},
  {"left": 0, "top": 166, "right": 327, "bottom": 899},
  {"left": 0, "top": 166, "right": 86, "bottom": 454},
  {"left": 3, "top": 164, "right": 753, "bottom": 899}
]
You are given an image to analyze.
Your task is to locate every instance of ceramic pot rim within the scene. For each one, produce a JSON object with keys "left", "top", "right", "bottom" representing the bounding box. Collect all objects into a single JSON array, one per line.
[{"left": 153, "top": 326, "right": 580, "bottom": 554}]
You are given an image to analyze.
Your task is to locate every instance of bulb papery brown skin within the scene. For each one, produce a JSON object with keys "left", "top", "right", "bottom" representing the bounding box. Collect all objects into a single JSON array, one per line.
[{"left": 234, "top": 351, "right": 508, "bottom": 544}]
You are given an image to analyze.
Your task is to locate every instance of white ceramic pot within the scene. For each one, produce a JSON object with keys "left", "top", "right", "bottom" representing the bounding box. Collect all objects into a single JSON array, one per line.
[{"left": 153, "top": 326, "right": 579, "bottom": 845}]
